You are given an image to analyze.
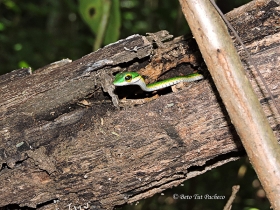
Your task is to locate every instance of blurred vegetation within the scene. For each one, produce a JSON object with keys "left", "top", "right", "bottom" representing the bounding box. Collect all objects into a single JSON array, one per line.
[
  {"left": 119, "top": 157, "right": 269, "bottom": 210},
  {"left": 0, "top": 0, "right": 270, "bottom": 209},
  {"left": 0, "top": 0, "right": 251, "bottom": 74},
  {"left": 78, "top": 0, "right": 121, "bottom": 50}
]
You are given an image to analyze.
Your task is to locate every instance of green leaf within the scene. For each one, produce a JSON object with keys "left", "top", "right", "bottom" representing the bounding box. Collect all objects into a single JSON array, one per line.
[
  {"left": 0, "top": 22, "right": 5, "bottom": 31},
  {"left": 78, "top": 0, "right": 102, "bottom": 35},
  {"left": 78, "top": 0, "right": 121, "bottom": 50},
  {"left": 103, "top": 0, "right": 120, "bottom": 45},
  {"left": 18, "top": 60, "right": 30, "bottom": 68}
]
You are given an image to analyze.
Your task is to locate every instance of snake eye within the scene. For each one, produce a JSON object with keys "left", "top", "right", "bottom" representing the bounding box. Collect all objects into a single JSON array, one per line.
[{"left": 125, "top": 74, "right": 132, "bottom": 81}]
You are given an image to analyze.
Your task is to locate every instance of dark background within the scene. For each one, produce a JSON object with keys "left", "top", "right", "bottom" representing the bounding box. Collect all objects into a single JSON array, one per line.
[{"left": 0, "top": 0, "right": 270, "bottom": 209}]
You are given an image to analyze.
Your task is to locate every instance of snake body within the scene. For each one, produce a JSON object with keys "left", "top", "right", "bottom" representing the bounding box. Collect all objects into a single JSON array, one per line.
[{"left": 113, "top": 72, "right": 203, "bottom": 92}]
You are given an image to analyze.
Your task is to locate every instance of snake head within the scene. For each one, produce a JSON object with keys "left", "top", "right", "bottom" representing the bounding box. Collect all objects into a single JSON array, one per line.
[{"left": 113, "top": 72, "right": 142, "bottom": 86}]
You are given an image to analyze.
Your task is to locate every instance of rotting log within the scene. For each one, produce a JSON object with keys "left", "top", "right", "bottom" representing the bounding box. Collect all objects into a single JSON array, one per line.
[
  {"left": 0, "top": 0, "right": 280, "bottom": 209},
  {"left": 179, "top": 0, "right": 280, "bottom": 208}
]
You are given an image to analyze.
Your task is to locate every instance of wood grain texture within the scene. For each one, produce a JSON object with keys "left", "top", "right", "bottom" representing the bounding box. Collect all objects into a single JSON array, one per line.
[{"left": 0, "top": 0, "right": 279, "bottom": 209}]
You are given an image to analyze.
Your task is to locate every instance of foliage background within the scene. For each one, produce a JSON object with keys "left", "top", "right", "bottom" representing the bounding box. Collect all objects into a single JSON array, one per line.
[
  {"left": 0, "top": 0, "right": 270, "bottom": 209},
  {"left": 0, "top": 0, "right": 252, "bottom": 75}
]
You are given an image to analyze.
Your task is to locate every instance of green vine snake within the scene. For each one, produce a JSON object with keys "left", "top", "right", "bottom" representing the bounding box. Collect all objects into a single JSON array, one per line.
[{"left": 113, "top": 72, "right": 203, "bottom": 92}]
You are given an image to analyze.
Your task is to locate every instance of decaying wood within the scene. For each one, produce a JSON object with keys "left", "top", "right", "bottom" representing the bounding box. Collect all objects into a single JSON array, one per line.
[
  {"left": 0, "top": 0, "right": 279, "bottom": 209},
  {"left": 179, "top": 0, "right": 280, "bottom": 208}
]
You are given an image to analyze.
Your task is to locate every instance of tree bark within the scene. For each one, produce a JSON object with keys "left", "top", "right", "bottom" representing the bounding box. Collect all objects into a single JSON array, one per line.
[
  {"left": 179, "top": 0, "right": 280, "bottom": 209},
  {"left": 0, "top": 0, "right": 279, "bottom": 209}
]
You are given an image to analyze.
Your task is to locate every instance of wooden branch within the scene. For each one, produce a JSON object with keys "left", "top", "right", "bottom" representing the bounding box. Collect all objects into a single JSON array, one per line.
[
  {"left": 223, "top": 185, "right": 240, "bottom": 210},
  {"left": 178, "top": 0, "right": 280, "bottom": 208},
  {"left": 0, "top": 0, "right": 279, "bottom": 209}
]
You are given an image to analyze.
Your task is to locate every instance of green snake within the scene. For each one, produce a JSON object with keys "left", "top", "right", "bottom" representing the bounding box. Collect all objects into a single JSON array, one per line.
[{"left": 113, "top": 72, "right": 203, "bottom": 91}]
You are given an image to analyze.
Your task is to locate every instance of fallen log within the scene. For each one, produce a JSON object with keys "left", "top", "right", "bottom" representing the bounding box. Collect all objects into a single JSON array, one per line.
[{"left": 0, "top": 0, "right": 279, "bottom": 209}]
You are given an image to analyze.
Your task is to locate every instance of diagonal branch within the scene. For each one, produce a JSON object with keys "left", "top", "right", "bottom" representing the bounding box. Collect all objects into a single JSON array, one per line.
[
  {"left": 0, "top": 0, "right": 280, "bottom": 209},
  {"left": 178, "top": 0, "right": 280, "bottom": 208}
]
